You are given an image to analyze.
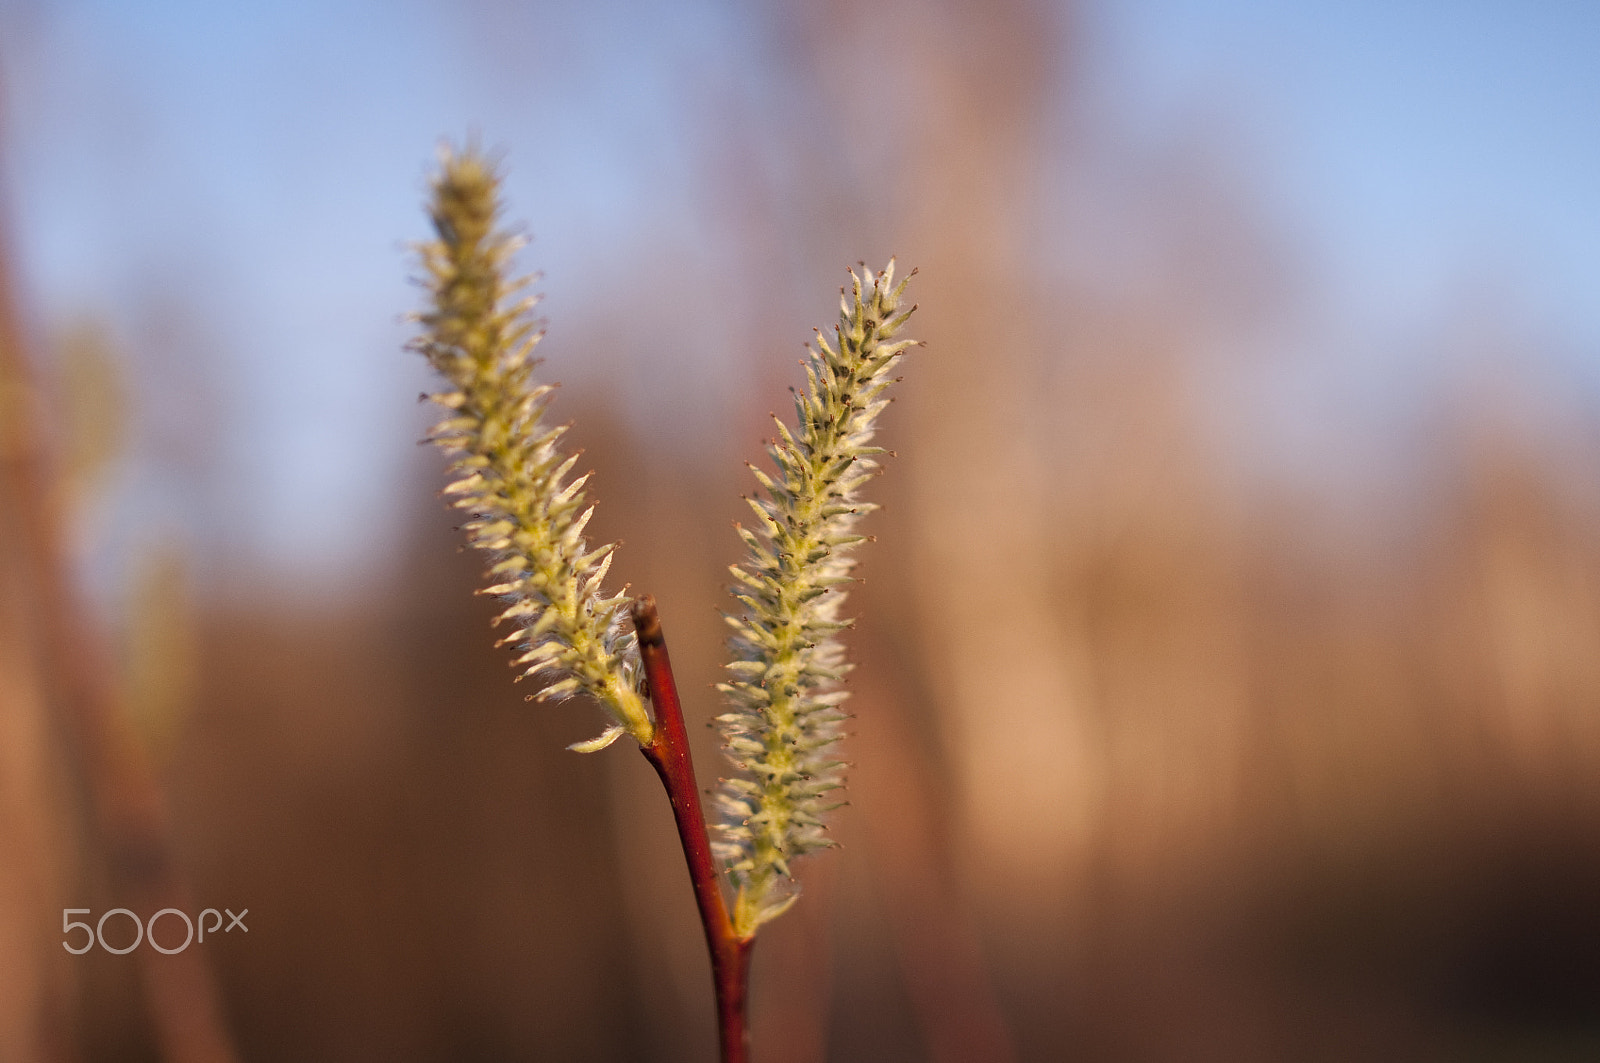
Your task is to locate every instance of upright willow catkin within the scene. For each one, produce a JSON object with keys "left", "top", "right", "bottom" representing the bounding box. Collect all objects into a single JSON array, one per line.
[{"left": 713, "top": 263, "right": 918, "bottom": 935}]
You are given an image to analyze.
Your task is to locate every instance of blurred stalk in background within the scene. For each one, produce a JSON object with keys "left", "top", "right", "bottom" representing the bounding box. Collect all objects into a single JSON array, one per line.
[{"left": 0, "top": 133, "right": 238, "bottom": 1059}]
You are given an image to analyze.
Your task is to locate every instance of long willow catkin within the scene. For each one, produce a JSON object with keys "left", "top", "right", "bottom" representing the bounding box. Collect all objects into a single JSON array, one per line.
[{"left": 713, "top": 262, "right": 918, "bottom": 934}]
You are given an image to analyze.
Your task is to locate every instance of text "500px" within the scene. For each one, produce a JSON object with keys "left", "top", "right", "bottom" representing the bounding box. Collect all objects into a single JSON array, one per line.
[{"left": 63, "top": 908, "right": 248, "bottom": 955}]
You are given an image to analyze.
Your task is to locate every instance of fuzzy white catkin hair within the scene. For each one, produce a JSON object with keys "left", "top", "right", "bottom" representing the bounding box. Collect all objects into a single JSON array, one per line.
[
  {"left": 714, "top": 262, "right": 918, "bottom": 935},
  {"left": 411, "top": 146, "right": 650, "bottom": 752}
]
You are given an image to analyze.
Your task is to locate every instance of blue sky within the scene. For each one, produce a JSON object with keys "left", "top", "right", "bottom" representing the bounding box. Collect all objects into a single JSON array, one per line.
[
  {"left": 1074, "top": 0, "right": 1600, "bottom": 532},
  {"left": 2, "top": 0, "right": 1597, "bottom": 588},
  {"left": 1092, "top": 0, "right": 1600, "bottom": 342}
]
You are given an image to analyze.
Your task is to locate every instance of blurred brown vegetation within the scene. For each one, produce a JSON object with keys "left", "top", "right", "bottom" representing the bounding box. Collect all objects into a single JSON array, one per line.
[{"left": 5, "top": 0, "right": 1600, "bottom": 1060}]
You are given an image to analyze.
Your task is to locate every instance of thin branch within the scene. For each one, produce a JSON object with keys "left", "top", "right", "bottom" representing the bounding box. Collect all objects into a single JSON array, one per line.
[
  {"left": 632, "top": 596, "right": 754, "bottom": 1063},
  {"left": 0, "top": 138, "right": 239, "bottom": 1061}
]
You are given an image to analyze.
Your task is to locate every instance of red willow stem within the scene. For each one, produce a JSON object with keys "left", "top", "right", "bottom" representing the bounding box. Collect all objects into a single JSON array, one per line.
[{"left": 631, "top": 596, "right": 754, "bottom": 1063}]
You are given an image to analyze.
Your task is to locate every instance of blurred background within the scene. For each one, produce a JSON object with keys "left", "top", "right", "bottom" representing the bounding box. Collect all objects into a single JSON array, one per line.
[{"left": 2, "top": 0, "right": 1600, "bottom": 1059}]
